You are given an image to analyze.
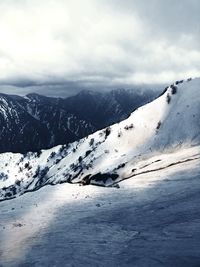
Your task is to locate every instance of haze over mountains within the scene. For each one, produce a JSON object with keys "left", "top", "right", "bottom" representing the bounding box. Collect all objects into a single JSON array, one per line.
[{"left": 0, "top": 88, "right": 156, "bottom": 153}]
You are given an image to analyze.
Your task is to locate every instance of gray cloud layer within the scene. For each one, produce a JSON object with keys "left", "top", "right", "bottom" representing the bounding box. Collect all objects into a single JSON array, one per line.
[{"left": 0, "top": 0, "right": 199, "bottom": 95}]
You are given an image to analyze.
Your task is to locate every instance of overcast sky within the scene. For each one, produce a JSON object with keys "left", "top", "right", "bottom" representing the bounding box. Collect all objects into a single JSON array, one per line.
[{"left": 0, "top": 0, "right": 199, "bottom": 96}]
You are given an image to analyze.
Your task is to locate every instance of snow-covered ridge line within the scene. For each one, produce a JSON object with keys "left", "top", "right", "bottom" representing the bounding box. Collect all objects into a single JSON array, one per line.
[{"left": 0, "top": 78, "right": 199, "bottom": 201}]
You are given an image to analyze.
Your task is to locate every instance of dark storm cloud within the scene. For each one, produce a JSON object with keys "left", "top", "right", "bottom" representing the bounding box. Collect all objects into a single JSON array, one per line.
[{"left": 0, "top": 0, "right": 199, "bottom": 96}]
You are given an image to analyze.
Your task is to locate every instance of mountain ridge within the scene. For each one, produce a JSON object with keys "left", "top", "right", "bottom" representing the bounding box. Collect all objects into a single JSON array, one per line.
[{"left": 0, "top": 78, "right": 199, "bottom": 200}]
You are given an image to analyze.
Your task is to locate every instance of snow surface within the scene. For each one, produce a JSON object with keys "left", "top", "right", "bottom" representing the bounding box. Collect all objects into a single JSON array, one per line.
[{"left": 0, "top": 153, "right": 199, "bottom": 266}]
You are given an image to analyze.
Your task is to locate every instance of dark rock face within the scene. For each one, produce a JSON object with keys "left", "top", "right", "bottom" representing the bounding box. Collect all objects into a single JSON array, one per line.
[{"left": 0, "top": 89, "right": 156, "bottom": 153}]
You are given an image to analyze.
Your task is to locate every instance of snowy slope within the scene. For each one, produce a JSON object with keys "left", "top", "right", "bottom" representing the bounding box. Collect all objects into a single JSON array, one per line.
[
  {"left": 0, "top": 153, "right": 200, "bottom": 267},
  {"left": 0, "top": 78, "right": 199, "bottom": 200}
]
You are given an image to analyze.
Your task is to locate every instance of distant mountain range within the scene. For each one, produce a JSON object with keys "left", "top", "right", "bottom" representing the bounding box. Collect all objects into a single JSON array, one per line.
[{"left": 0, "top": 88, "right": 157, "bottom": 153}]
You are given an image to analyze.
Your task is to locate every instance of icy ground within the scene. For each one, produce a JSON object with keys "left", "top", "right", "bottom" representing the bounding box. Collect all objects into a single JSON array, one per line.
[{"left": 0, "top": 150, "right": 199, "bottom": 267}]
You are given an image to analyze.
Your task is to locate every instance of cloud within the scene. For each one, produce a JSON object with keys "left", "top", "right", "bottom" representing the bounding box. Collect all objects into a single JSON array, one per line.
[{"left": 0, "top": 0, "right": 199, "bottom": 95}]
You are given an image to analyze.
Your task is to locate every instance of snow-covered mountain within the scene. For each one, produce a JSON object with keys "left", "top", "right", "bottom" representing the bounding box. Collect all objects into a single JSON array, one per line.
[
  {"left": 0, "top": 89, "right": 155, "bottom": 153},
  {"left": 0, "top": 78, "right": 199, "bottom": 201},
  {"left": 0, "top": 93, "right": 94, "bottom": 153}
]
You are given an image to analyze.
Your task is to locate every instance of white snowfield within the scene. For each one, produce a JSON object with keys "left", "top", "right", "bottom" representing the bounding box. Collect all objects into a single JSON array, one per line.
[
  {"left": 0, "top": 151, "right": 199, "bottom": 267},
  {"left": 0, "top": 78, "right": 199, "bottom": 200}
]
